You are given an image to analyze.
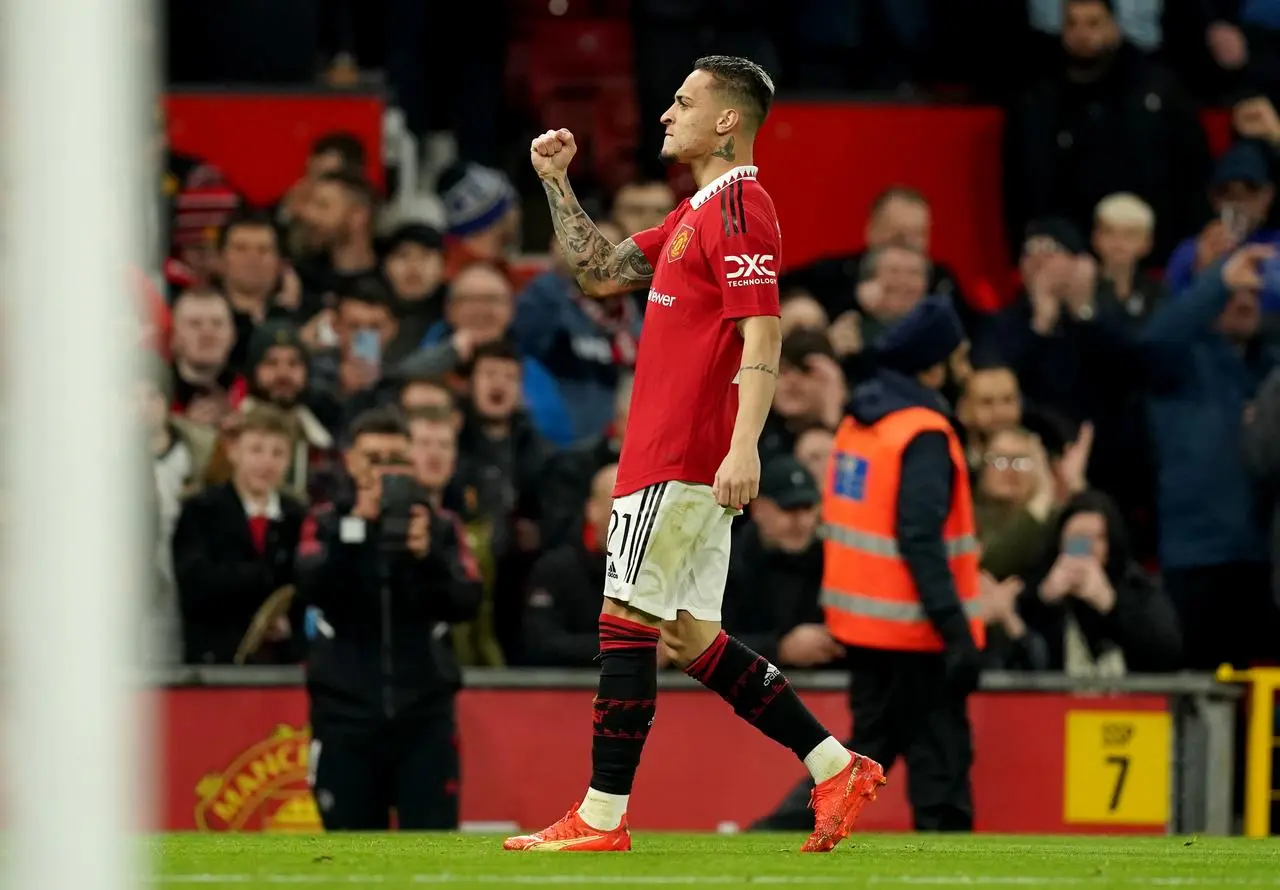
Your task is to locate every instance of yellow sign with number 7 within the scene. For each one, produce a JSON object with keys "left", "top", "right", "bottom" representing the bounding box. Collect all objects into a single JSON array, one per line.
[{"left": 1063, "top": 710, "right": 1172, "bottom": 825}]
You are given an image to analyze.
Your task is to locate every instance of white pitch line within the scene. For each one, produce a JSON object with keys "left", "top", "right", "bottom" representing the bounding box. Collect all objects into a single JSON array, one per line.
[{"left": 151, "top": 876, "right": 1280, "bottom": 887}]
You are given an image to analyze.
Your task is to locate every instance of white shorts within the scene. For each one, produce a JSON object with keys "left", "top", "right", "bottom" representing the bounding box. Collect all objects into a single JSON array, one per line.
[{"left": 602, "top": 480, "right": 737, "bottom": 622}]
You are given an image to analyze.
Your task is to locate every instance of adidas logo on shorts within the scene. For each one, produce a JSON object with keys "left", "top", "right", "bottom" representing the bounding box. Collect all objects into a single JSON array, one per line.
[{"left": 607, "top": 561, "right": 619, "bottom": 580}]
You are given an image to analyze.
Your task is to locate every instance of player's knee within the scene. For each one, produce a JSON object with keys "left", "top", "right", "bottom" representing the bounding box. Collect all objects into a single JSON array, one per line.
[{"left": 660, "top": 613, "right": 721, "bottom": 669}]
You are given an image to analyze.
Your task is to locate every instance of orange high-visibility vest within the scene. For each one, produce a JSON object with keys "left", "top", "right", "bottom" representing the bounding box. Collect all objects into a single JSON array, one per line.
[{"left": 821, "top": 406, "right": 984, "bottom": 653}]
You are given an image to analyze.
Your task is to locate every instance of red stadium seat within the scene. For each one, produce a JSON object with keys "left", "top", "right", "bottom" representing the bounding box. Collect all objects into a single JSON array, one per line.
[{"left": 525, "top": 19, "right": 632, "bottom": 102}]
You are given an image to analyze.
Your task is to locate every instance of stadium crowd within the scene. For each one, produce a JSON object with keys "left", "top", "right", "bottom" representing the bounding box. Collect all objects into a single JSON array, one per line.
[{"left": 147, "top": 0, "right": 1280, "bottom": 681}]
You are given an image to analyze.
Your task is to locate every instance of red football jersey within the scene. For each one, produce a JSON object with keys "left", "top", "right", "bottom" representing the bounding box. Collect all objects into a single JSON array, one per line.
[{"left": 614, "top": 165, "right": 782, "bottom": 497}]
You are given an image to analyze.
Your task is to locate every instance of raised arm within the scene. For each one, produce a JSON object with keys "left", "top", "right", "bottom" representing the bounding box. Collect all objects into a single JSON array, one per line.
[{"left": 532, "top": 128, "right": 655, "bottom": 296}]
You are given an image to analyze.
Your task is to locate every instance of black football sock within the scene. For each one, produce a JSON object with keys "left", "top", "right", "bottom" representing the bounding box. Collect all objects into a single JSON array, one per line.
[
  {"left": 589, "top": 613, "right": 659, "bottom": 796},
  {"left": 685, "top": 629, "right": 830, "bottom": 761}
]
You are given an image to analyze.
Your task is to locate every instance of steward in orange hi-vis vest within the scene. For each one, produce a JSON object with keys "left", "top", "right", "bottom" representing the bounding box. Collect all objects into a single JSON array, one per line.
[
  {"left": 822, "top": 406, "right": 984, "bottom": 652},
  {"left": 752, "top": 295, "right": 983, "bottom": 834}
]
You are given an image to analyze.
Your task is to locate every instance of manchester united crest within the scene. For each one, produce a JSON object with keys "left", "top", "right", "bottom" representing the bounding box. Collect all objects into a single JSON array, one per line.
[{"left": 667, "top": 224, "right": 695, "bottom": 262}]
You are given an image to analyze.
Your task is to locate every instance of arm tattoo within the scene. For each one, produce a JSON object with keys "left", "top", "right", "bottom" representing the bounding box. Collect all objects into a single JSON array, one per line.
[
  {"left": 739, "top": 362, "right": 779, "bottom": 378},
  {"left": 541, "top": 177, "right": 654, "bottom": 294},
  {"left": 711, "top": 136, "right": 736, "bottom": 162}
]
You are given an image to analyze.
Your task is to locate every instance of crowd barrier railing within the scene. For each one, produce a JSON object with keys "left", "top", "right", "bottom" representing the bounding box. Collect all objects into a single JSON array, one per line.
[{"left": 149, "top": 667, "right": 1244, "bottom": 835}]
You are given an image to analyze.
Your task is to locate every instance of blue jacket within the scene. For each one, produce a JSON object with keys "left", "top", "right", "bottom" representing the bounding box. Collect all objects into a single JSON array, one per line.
[
  {"left": 1164, "top": 228, "right": 1280, "bottom": 311},
  {"left": 1141, "top": 260, "right": 1280, "bottom": 569},
  {"left": 415, "top": 322, "right": 576, "bottom": 448},
  {"left": 511, "top": 271, "right": 642, "bottom": 442}
]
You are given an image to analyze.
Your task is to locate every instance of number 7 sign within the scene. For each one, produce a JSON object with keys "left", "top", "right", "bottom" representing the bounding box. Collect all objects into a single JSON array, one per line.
[{"left": 1064, "top": 711, "right": 1172, "bottom": 825}]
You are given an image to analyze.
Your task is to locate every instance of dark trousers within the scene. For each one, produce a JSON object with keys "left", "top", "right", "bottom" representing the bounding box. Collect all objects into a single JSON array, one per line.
[
  {"left": 310, "top": 699, "right": 459, "bottom": 831},
  {"left": 1163, "top": 562, "right": 1280, "bottom": 671},
  {"left": 752, "top": 648, "right": 973, "bottom": 832}
]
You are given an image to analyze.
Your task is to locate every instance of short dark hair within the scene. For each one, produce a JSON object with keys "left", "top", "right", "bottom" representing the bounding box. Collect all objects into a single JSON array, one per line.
[
  {"left": 348, "top": 406, "right": 410, "bottom": 443},
  {"left": 334, "top": 274, "right": 393, "bottom": 311},
  {"left": 780, "top": 329, "right": 835, "bottom": 370},
  {"left": 465, "top": 339, "right": 522, "bottom": 376},
  {"left": 968, "top": 358, "right": 1016, "bottom": 377},
  {"left": 693, "top": 55, "right": 775, "bottom": 131},
  {"left": 400, "top": 372, "right": 452, "bottom": 394},
  {"left": 870, "top": 186, "right": 928, "bottom": 217},
  {"left": 406, "top": 406, "right": 457, "bottom": 427},
  {"left": 310, "top": 132, "right": 366, "bottom": 171},
  {"left": 1067, "top": 0, "right": 1114, "bottom": 12},
  {"left": 316, "top": 169, "right": 376, "bottom": 208},
  {"left": 216, "top": 210, "right": 280, "bottom": 252}
]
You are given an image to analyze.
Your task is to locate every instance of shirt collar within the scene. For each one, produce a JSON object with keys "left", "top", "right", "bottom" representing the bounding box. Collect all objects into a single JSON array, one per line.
[
  {"left": 241, "top": 489, "right": 283, "bottom": 520},
  {"left": 689, "top": 165, "right": 758, "bottom": 209}
]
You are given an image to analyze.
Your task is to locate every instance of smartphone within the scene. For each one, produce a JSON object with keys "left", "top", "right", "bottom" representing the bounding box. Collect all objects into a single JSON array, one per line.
[
  {"left": 352, "top": 327, "right": 381, "bottom": 367},
  {"left": 1063, "top": 536, "right": 1092, "bottom": 557},
  {"left": 1222, "top": 205, "right": 1251, "bottom": 242}
]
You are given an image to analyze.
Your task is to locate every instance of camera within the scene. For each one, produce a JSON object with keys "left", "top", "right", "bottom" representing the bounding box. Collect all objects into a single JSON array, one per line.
[{"left": 379, "top": 472, "right": 431, "bottom": 552}]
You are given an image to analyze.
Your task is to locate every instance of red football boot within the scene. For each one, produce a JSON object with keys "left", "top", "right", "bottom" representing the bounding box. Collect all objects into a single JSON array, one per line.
[
  {"left": 503, "top": 804, "right": 632, "bottom": 852},
  {"left": 801, "top": 752, "right": 888, "bottom": 853}
]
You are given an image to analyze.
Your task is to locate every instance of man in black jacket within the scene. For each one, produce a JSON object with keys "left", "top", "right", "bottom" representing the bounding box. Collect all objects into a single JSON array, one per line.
[
  {"left": 722, "top": 458, "right": 842, "bottom": 669},
  {"left": 522, "top": 464, "right": 617, "bottom": 666},
  {"left": 536, "top": 375, "right": 630, "bottom": 551},
  {"left": 301, "top": 407, "right": 483, "bottom": 831},
  {"left": 1003, "top": 0, "right": 1210, "bottom": 262}
]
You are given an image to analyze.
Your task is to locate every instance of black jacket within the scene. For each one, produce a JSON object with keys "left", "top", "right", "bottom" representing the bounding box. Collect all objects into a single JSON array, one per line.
[
  {"left": 984, "top": 282, "right": 1153, "bottom": 525},
  {"left": 1243, "top": 367, "right": 1280, "bottom": 602},
  {"left": 1014, "top": 491, "right": 1182, "bottom": 672},
  {"left": 847, "top": 369, "right": 973, "bottom": 647},
  {"left": 300, "top": 500, "right": 483, "bottom": 730},
  {"left": 172, "top": 482, "right": 306, "bottom": 665},
  {"left": 454, "top": 406, "right": 548, "bottom": 533},
  {"left": 522, "top": 536, "right": 606, "bottom": 667},
  {"left": 722, "top": 521, "right": 825, "bottom": 664},
  {"left": 537, "top": 434, "right": 622, "bottom": 550},
  {"left": 1004, "top": 41, "right": 1210, "bottom": 262}
]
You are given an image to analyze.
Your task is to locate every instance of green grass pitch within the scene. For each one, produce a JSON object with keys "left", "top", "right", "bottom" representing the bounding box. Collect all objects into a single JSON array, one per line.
[{"left": 155, "top": 832, "right": 1280, "bottom": 889}]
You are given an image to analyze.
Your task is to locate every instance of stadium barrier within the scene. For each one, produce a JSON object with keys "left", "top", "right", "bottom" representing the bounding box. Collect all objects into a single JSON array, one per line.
[
  {"left": 1214, "top": 666, "right": 1280, "bottom": 838},
  {"left": 153, "top": 667, "right": 1240, "bottom": 835}
]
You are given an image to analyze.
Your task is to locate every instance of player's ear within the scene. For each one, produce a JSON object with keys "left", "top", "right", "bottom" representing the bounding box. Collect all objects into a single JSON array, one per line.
[{"left": 715, "top": 108, "right": 738, "bottom": 136}]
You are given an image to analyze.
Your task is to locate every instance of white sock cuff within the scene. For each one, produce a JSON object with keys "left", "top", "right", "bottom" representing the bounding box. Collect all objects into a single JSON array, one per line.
[
  {"left": 578, "top": 787, "right": 628, "bottom": 831},
  {"left": 803, "top": 736, "right": 853, "bottom": 784}
]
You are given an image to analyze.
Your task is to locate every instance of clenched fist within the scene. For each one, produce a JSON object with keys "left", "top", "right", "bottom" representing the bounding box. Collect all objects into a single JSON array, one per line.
[{"left": 530, "top": 128, "right": 577, "bottom": 177}]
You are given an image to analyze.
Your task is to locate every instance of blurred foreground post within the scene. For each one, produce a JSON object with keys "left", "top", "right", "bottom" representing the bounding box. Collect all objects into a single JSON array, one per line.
[{"left": 2, "top": 0, "right": 151, "bottom": 888}]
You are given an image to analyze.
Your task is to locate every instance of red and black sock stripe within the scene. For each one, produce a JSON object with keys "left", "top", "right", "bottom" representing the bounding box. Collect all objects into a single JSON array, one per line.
[
  {"left": 599, "top": 613, "right": 660, "bottom": 653},
  {"left": 590, "top": 614, "right": 659, "bottom": 795},
  {"left": 685, "top": 630, "right": 828, "bottom": 761}
]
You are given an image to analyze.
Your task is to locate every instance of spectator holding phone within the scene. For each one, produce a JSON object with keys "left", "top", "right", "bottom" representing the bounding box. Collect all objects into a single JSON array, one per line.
[
  {"left": 1013, "top": 491, "right": 1181, "bottom": 675},
  {"left": 1142, "top": 244, "right": 1280, "bottom": 669},
  {"left": 310, "top": 276, "right": 401, "bottom": 426},
  {"left": 300, "top": 407, "right": 482, "bottom": 832},
  {"left": 1163, "top": 140, "right": 1280, "bottom": 307}
]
